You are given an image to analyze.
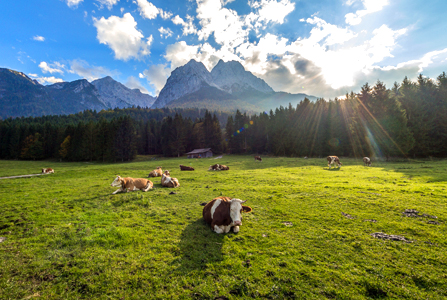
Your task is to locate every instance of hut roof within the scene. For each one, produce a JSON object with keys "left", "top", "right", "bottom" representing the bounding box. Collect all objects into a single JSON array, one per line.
[{"left": 185, "top": 148, "right": 212, "bottom": 155}]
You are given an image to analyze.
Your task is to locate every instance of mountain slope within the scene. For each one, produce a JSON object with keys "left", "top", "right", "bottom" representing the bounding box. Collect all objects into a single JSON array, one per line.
[{"left": 92, "top": 76, "right": 155, "bottom": 108}]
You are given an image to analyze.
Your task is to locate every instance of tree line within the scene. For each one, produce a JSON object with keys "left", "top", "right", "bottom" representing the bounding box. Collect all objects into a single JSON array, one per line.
[
  {"left": 1, "top": 72, "right": 446, "bottom": 161},
  {"left": 0, "top": 108, "right": 225, "bottom": 161},
  {"left": 226, "top": 73, "right": 447, "bottom": 159}
]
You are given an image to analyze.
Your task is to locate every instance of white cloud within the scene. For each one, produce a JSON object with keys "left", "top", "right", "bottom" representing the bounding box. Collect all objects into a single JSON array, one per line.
[
  {"left": 33, "top": 35, "right": 45, "bottom": 42},
  {"left": 134, "top": 0, "right": 172, "bottom": 20},
  {"left": 159, "top": 27, "right": 173, "bottom": 38},
  {"left": 93, "top": 13, "right": 152, "bottom": 61},
  {"left": 172, "top": 15, "right": 197, "bottom": 36},
  {"left": 141, "top": 64, "right": 171, "bottom": 95},
  {"left": 39, "top": 61, "right": 65, "bottom": 74},
  {"left": 29, "top": 74, "right": 64, "bottom": 85},
  {"left": 65, "top": 0, "right": 83, "bottom": 8},
  {"left": 95, "top": 0, "right": 119, "bottom": 10},
  {"left": 69, "top": 59, "right": 117, "bottom": 81},
  {"left": 345, "top": 0, "right": 389, "bottom": 25},
  {"left": 248, "top": 0, "right": 295, "bottom": 25},
  {"left": 125, "top": 76, "right": 149, "bottom": 94}
]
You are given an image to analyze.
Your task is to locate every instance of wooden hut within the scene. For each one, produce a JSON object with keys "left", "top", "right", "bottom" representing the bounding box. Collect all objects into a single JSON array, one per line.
[{"left": 186, "top": 148, "right": 213, "bottom": 158}]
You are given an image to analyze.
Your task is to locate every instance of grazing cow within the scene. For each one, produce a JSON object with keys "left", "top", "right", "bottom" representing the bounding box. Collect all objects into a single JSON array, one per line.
[
  {"left": 254, "top": 156, "right": 262, "bottom": 162},
  {"left": 209, "top": 164, "right": 229, "bottom": 171},
  {"left": 148, "top": 166, "right": 163, "bottom": 177},
  {"left": 42, "top": 168, "right": 54, "bottom": 174},
  {"left": 110, "top": 176, "right": 153, "bottom": 194},
  {"left": 179, "top": 164, "right": 194, "bottom": 171},
  {"left": 363, "top": 157, "right": 372, "bottom": 166},
  {"left": 327, "top": 156, "right": 342, "bottom": 169},
  {"left": 161, "top": 173, "right": 180, "bottom": 188},
  {"left": 203, "top": 196, "right": 252, "bottom": 233}
]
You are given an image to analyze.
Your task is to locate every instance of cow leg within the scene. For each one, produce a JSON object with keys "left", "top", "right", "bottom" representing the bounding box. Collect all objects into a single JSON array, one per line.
[
  {"left": 233, "top": 226, "right": 240, "bottom": 233},
  {"left": 213, "top": 225, "right": 224, "bottom": 234},
  {"left": 112, "top": 188, "right": 123, "bottom": 194}
]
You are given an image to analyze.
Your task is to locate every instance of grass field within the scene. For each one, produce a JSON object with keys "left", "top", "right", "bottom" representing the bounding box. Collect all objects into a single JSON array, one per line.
[{"left": 0, "top": 156, "right": 446, "bottom": 299}]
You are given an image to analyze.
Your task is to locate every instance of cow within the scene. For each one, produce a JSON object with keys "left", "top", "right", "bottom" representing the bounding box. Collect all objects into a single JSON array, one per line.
[
  {"left": 42, "top": 168, "right": 54, "bottom": 174},
  {"left": 161, "top": 173, "right": 180, "bottom": 188},
  {"left": 254, "top": 156, "right": 262, "bottom": 162},
  {"left": 363, "top": 157, "right": 372, "bottom": 166},
  {"left": 203, "top": 196, "right": 252, "bottom": 234},
  {"left": 209, "top": 164, "right": 229, "bottom": 171},
  {"left": 179, "top": 164, "right": 194, "bottom": 171},
  {"left": 148, "top": 166, "right": 163, "bottom": 177},
  {"left": 327, "top": 156, "right": 342, "bottom": 169},
  {"left": 110, "top": 176, "right": 153, "bottom": 194}
]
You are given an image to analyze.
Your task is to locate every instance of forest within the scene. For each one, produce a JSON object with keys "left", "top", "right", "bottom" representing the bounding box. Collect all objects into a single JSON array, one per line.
[{"left": 0, "top": 72, "right": 446, "bottom": 161}]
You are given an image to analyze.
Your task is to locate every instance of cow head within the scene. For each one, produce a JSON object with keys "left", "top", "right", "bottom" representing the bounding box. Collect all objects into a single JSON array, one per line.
[
  {"left": 42, "top": 168, "right": 45, "bottom": 173},
  {"left": 111, "top": 175, "right": 123, "bottom": 187},
  {"left": 164, "top": 170, "right": 170, "bottom": 176},
  {"left": 229, "top": 199, "right": 252, "bottom": 226}
]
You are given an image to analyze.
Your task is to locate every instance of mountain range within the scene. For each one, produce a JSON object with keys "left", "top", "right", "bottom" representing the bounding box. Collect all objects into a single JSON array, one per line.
[{"left": 0, "top": 60, "right": 316, "bottom": 119}]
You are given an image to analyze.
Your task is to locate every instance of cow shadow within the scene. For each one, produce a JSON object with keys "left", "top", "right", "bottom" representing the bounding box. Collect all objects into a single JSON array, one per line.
[
  {"left": 172, "top": 218, "right": 225, "bottom": 273},
  {"left": 327, "top": 167, "right": 342, "bottom": 171}
]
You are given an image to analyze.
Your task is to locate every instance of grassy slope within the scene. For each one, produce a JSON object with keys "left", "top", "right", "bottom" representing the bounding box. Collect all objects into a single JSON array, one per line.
[{"left": 0, "top": 156, "right": 446, "bottom": 299}]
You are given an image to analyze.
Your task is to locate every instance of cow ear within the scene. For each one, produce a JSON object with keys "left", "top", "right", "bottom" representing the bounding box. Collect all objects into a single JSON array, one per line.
[{"left": 242, "top": 206, "right": 252, "bottom": 213}]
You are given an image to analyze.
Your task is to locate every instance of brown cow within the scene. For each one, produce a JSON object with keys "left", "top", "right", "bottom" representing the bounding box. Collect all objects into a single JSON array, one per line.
[
  {"left": 161, "top": 173, "right": 180, "bottom": 188},
  {"left": 110, "top": 176, "right": 153, "bottom": 194},
  {"left": 254, "top": 156, "right": 262, "bottom": 161},
  {"left": 179, "top": 164, "right": 194, "bottom": 171},
  {"left": 209, "top": 164, "right": 229, "bottom": 171},
  {"left": 148, "top": 166, "right": 163, "bottom": 177},
  {"left": 42, "top": 168, "right": 54, "bottom": 174},
  {"left": 327, "top": 156, "right": 342, "bottom": 169},
  {"left": 203, "top": 196, "right": 252, "bottom": 233},
  {"left": 363, "top": 157, "right": 372, "bottom": 166}
]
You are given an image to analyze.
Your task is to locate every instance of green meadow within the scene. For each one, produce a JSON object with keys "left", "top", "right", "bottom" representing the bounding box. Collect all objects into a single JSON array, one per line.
[{"left": 0, "top": 156, "right": 446, "bottom": 299}]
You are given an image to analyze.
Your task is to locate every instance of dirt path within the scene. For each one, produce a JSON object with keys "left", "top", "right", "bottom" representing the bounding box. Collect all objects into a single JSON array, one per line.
[{"left": 0, "top": 173, "right": 49, "bottom": 180}]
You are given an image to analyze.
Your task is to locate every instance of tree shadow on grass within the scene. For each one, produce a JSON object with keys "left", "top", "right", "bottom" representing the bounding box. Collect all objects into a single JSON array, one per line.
[{"left": 172, "top": 218, "right": 225, "bottom": 273}]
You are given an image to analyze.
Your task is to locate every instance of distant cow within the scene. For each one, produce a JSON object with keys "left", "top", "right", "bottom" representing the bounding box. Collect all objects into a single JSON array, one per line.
[
  {"left": 203, "top": 196, "right": 252, "bottom": 233},
  {"left": 110, "top": 176, "right": 153, "bottom": 194},
  {"left": 254, "top": 156, "right": 262, "bottom": 161},
  {"left": 148, "top": 166, "right": 163, "bottom": 177},
  {"left": 327, "top": 156, "right": 342, "bottom": 169},
  {"left": 209, "top": 164, "right": 229, "bottom": 171},
  {"left": 42, "top": 168, "right": 54, "bottom": 174},
  {"left": 179, "top": 164, "right": 194, "bottom": 171},
  {"left": 363, "top": 157, "right": 372, "bottom": 166},
  {"left": 161, "top": 173, "right": 180, "bottom": 188}
]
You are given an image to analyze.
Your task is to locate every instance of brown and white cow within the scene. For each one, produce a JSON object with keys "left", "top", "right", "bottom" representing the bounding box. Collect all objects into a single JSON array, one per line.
[
  {"left": 148, "top": 166, "right": 163, "bottom": 177},
  {"left": 203, "top": 196, "right": 252, "bottom": 233},
  {"left": 179, "top": 164, "right": 194, "bottom": 171},
  {"left": 327, "top": 156, "right": 342, "bottom": 169},
  {"left": 254, "top": 156, "right": 262, "bottom": 162},
  {"left": 110, "top": 176, "right": 153, "bottom": 194},
  {"left": 209, "top": 164, "right": 229, "bottom": 171},
  {"left": 161, "top": 173, "right": 180, "bottom": 188},
  {"left": 363, "top": 157, "right": 372, "bottom": 166},
  {"left": 42, "top": 168, "right": 54, "bottom": 174}
]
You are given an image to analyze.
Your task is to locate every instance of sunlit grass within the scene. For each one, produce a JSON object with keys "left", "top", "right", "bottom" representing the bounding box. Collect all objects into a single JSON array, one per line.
[{"left": 0, "top": 156, "right": 446, "bottom": 299}]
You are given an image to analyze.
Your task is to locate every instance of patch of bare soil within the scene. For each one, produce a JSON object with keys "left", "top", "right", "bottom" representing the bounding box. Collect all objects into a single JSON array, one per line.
[
  {"left": 342, "top": 212, "right": 356, "bottom": 219},
  {"left": 402, "top": 209, "right": 437, "bottom": 219},
  {"left": 371, "top": 232, "right": 412, "bottom": 243},
  {"left": 363, "top": 219, "right": 377, "bottom": 223}
]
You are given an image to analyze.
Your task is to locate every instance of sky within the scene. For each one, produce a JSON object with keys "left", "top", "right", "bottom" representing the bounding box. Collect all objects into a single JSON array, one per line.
[{"left": 1, "top": 0, "right": 447, "bottom": 99}]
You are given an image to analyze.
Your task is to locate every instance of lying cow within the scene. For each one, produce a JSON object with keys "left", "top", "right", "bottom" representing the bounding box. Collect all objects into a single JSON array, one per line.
[
  {"left": 42, "top": 168, "right": 54, "bottom": 174},
  {"left": 254, "top": 156, "right": 262, "bottom": 161},
  {"left": 110, "top": 176, "right": 153, "bottom": 194},
  {"left": 203, "top": 196, "right": 252, "bottom": 233},
  {"left": 209, "top": 164, "right": 229, "bottom": 171},
  {"left": 327, "top": 156, "right": 342, "bottom": 169},
  {"left": 161, "top": 173, "right": 180, "bottom": 188},
  {"left": 363, "top": 157, "right": 372, "bottom": 166},
  {"left": 179, "top": 164, "right": 194, "bottom": 171},
  {"left": 148, "top": 166, "right": 163, "bottom": 177}
]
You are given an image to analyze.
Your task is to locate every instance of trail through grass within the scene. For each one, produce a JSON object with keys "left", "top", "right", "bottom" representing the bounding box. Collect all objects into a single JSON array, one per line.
[{"left": 0, "top": 156, "right": 446, "bottom": 299}]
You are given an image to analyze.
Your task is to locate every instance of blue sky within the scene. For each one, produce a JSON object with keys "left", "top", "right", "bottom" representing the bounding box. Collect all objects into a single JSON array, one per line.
[{"left": 1, "top": 0, "right": 446, "bottom": 99}]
